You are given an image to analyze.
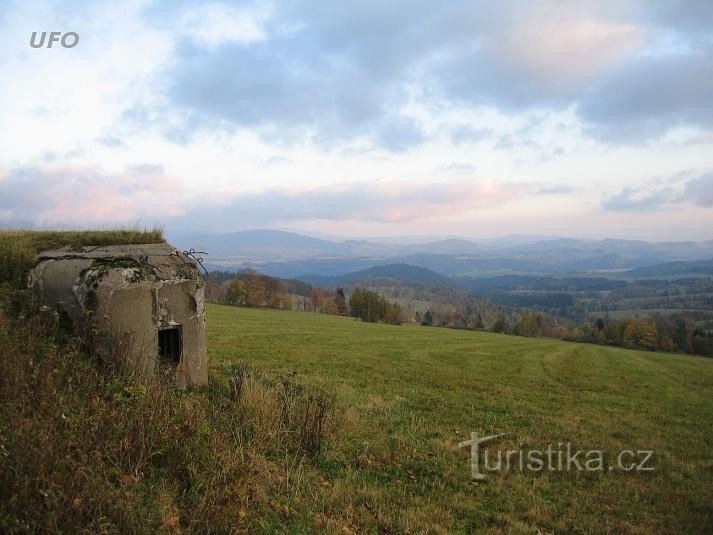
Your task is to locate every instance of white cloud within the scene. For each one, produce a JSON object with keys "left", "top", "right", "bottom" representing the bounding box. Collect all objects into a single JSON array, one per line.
[
  {"left": 0, "top": 0, "right": 712, "bottom": 240},
  {"left": 177, "top": 2, "right": 270, "bottom": 47}
]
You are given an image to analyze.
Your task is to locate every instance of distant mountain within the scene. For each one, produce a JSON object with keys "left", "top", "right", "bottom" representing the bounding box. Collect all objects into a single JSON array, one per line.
[
  {"left": 402, "top": 239, "right": 487, "bottom": 255},
  {"left": 177, "top": 229, "right": 713, "bottom": 276},
  {"left": 170, "top": 229, "right": 487, "bottom": 263},
  {"left": 228, "top": 258, "right": 385, "bottom": 279},
  {"left": 622, "top": 259, "right": 713, "bottom": 278},
  {"left": 504, "top": 238, "right": 713, "bottom": 261},
  {"left": 299, "top": 263, "right": 452, "bottom": 287},
  {"left": 171, "top": 229, "right": 342, "bottom": 261}
]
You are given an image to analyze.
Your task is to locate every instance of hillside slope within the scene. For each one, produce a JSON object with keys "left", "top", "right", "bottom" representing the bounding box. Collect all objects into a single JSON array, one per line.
[
  {"left": 300, "top": 262, "right": 452, "bottom": 287},
  {"left": 208, "top": 304, "right": 713, "bottom": 533}
]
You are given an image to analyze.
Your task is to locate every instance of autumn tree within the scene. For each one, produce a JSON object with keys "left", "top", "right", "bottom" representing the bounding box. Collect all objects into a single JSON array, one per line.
[
  {"left": 384, "top": 302, "right": 401, "bottom": 325},
  {"left": 310, "top": 288, "right": 326, "bottom": 313},
  {"left": 225, "top": 278, "right": 248, "bottom": 306},
  {"left": 517, "top": 312, "right": 545, "bottom": 337},
  {"left": 622, "top": 319, "right": 659, "bottom": 350},
  {"left": 263, "top": 276, "right": 286, "bottom": 309},
  {"left": 241, "top": 269, "right": 266, "bottom": 307}
]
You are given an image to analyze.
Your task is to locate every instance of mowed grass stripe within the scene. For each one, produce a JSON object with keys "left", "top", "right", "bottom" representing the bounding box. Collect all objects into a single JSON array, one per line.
[{"left": 207, "top": 304, "right": 713, "bottom": 533}]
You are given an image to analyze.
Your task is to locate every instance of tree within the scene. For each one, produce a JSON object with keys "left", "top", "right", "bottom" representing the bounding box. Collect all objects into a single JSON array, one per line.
[
  {"left": 517, "top": 312, "right": 544, "bottom": 337},
  {"left": 335, "top": 287, "right": 347, "bottom": 315},
  {"left": 349, "top": 288, "right": 397, "bottom": 323},
  {"left": 384, "top": 302, "right": 401, "bottom": 325},
  {"left": 225, "top": 278, "right": 247, "bottom": 306},
  {"left": 622, "top": 319, "right": 659, "bottom": 351},
  {"left": 492, "top": 317, "right": 508, "bottom": 333},
  {"left": 240, "top": 268, "right": 265, "bottom": 307},
  {"left": 673, "top": 317, "right": 690, "bottom": 352},
  {"left": 595, "top": 318, "right": 605, "bottom": 332},
  {"left": 692, "top": 332, "right": 713, "bottom": 356},
  {"left": 471, "top": 313, "right": 484, "bottom": 329},
  {"left": 421, "top": 309, "right": 433, "bottom": 326},
  {"left": 263, "top": 276, "right": 285, "bottom": 309},
  {"left": 310, "top": 288, "right": 326, "bottom": 313}
]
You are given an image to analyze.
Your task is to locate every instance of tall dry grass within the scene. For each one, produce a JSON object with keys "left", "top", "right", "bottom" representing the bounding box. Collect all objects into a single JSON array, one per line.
[
  {"left": 0, "top": 308, "right": 335, "bottom": 532},
  {"left": 0, "top": 230, "right": 338, "bottom": 532}
]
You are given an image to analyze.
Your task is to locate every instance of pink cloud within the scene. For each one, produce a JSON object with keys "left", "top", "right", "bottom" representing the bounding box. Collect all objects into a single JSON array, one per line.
[
  {"left": 0, "top": 164, "right": 186, "bottom": 226},
  {"left": 498, "top": 12, "right": 646, "bottom": 80}
]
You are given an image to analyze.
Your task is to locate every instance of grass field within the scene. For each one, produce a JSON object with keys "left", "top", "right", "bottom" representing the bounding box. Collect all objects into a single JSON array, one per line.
[{"left": 208, "top": 303, "right": 713, "bottom": 533}]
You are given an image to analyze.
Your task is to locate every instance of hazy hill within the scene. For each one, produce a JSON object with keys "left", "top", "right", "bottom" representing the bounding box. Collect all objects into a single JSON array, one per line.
[
  {"left": 299, "top": 263, "right": 453, "bottom": 287},
  {"left": 171, "top": 229, "right": 345, "bottom": 261},
  {"left": 174, "top": 229, "right": 713, "bottom": 276},
  {"left": 171, "top": 229, "right": 489, "bottom": 263},
  {"left": 623, "top": 259, "right": 713, "bottom": 278}
]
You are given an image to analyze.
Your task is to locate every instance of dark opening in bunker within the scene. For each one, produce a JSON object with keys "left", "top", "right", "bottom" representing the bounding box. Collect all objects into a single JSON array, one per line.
[{"left": 158, "top": 326, "right": 182, "bottom": 365}]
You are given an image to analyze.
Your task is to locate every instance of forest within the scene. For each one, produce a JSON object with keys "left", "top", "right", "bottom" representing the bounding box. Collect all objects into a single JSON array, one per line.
[{"left": 207, "top": 269, "right": 713, "bottom": 357}]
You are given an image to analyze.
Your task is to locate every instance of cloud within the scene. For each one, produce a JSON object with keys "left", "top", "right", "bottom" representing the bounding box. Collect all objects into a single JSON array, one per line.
[
  {"left": 168, "top": 178, "right": 523, "bottom": 232},
  {"left": 0, "top": 160, "right": 539, "bottom": 232},
  {"left": 450, "top": 126, "right": 492, "bottom": 144},
  {"left": 683, "top": 173, "right": 713, "bottom": 207},
  {"left": 96, "top": 136, "right": 127, "bottom": 148},
  {"left": 641, "top": 1, "right": 713, "bottom": 34},
  {"left": 495, "top": 15, "right": 645, "bottom": 80},
  {"left": 175, "top": 2, "right": 269, "bottom": 47},
  {"left": 579, "top": 46, "right": 713, "bottom": 141},
  {"left": 0, "top": 164, "right": 184, "bottom": 226},
  {"left": 536, "top": 184, "right": 576, "bottom": 195},
  {"left": 439, "top": 162, "right": 478, "bottom": 175},
  {"left": 165, "top": 31, "right": 425, "bottom": 150},
  {"left": 264, "top": 155, "right": 293, "bottom": 165},
  {"left": 373, "top": 116, "right": 427, "bottom": 152},
  {"left": 601, "top": 172, "right": 713, "bottom": 211},
  {"left": 156, "top": 1, "right": 695, "bottom": 148},
  {"left": 601, "top": 186, "right": 679, "bottom": 211}
]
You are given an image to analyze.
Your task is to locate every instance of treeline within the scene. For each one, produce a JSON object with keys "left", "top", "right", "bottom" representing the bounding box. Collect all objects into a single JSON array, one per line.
[
  {"left": 206, "top": 269, "right": 313, "bottom": 303},
  {"left": 412, "top": 305, "right": 712, "bottom": 356},
  {"left": 465, "top": 310, "right": 713, "bottom": 357},
  {"left": 341, "top": 280, "right": 515, "bottom": 329},
  {"left": 209, "top": 270, "right": 712, "bottom": 356},
  {"left": 209, "top": 270, "right": 402, "bottom": 325},
  {"left": 568, "top": 314, "right": 713, "bottom": 357},
  {"left": 349, "top": 288, "right": 401, "bottom": 324},
  {"left": 223, "top": 269, "right": 292, "bottom": 309},
  {"left": 461, "top": 275, "right": 713, "bottom": 324},
  {"left": 217, "top": 269, "right": 343, "bottom": 312}
]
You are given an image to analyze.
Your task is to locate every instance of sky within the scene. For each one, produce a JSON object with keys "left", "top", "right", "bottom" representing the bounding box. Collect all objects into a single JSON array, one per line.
[{"left": 0, "top": 0, "right": 712, "bottom": 241}]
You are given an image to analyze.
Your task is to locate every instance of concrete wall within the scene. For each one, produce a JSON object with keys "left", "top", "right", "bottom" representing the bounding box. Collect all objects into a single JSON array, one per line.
[{"left": 29, "top": 243, "right": 208, "bottom": 387}]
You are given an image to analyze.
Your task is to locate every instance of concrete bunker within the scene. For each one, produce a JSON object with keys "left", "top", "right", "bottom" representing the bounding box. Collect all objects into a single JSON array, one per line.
[{"left": 28, "top": 243, "right": 208, "bottom": 387}]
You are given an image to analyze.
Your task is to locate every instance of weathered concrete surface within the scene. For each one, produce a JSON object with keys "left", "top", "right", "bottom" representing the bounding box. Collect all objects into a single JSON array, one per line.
[{"left": 28, "top": 243, "right": 208, "bottom": 387}]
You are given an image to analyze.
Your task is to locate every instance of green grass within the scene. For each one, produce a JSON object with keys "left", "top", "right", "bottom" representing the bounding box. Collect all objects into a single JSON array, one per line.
[{"left": 208, "top": 304, "right": 713, "bottom": 533}]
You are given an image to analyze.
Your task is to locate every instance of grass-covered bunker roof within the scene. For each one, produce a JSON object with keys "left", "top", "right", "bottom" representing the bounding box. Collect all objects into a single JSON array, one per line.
[{"left": 1, "top": 229, "right": 207, "bottom": 387}]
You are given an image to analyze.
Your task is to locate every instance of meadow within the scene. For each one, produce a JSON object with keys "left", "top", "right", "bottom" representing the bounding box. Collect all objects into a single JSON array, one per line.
[
  {"left": 1, "top": 228, "right": 711, "bottom": 533},
  {"left": 208, "top": 303, "right": 713, "bottom": 533}
]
